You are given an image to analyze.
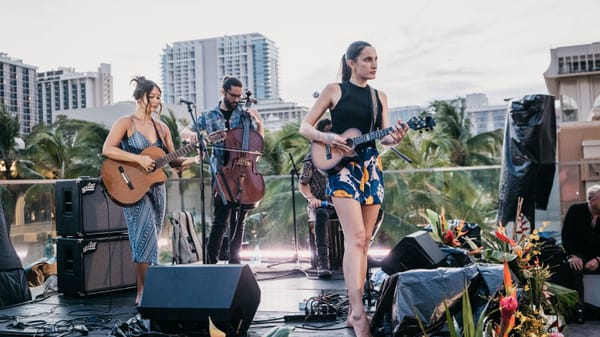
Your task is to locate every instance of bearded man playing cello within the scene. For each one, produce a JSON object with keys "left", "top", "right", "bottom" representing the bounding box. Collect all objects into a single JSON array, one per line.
[{"left": 182, "top": 75, "right": 264, "bottom": 264}]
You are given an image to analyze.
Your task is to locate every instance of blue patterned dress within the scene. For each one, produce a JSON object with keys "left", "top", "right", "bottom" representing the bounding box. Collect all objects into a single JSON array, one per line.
[{"left": 120, "top": 129, "right": 166, "bottom": 265}]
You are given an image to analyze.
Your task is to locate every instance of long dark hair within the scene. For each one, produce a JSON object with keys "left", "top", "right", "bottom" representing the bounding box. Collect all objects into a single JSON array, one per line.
[
  {"left": 131, "top": 76, "right": 162, "bottom": 115},
  {"left": 339, "top": 41, "right": 372, "bottom": 82},
  {"left": 316, "top": 118, "right": 332, "bottom": 132}
]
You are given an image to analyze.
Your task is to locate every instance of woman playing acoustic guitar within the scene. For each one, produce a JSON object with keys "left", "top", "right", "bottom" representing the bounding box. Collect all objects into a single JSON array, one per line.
[
  {"left": 102, "top": 76, "right": 195, "bottom": 305},
  {"left": 299, "top": 41, "right": 408, "bottom": 337}
]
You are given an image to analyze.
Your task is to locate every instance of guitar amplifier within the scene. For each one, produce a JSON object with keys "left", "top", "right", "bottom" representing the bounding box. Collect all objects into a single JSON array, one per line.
[
  {"left": 55, "top": 177, "right": 128, "bottom": 237},
  {"left": 57, "top": 234, "right": 136, "bottom": 296}
]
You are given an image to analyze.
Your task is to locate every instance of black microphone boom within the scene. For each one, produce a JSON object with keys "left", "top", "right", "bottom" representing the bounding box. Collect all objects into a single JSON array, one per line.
[{"left": 179, "top": 98, "right": 194, "bottom": 105}]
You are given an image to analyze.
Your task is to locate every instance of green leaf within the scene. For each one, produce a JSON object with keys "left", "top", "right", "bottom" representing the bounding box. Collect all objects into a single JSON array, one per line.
[
  {"left": 443, "top": 301, "right": 459, "bottom": 337},
  {"left": 462, "top": 287, "right": 475, "bottom": 337}
]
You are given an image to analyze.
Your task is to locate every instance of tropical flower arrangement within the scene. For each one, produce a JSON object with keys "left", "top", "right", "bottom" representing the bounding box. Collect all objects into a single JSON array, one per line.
[
  {"left": 419, "top": 198, "right": 578, "bottom": 337},
  {"left": 422, "top": 208, "right": 481, "bottom": 255}
]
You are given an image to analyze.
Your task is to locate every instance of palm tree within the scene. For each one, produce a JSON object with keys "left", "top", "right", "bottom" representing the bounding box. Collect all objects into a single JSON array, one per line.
[
  {"left": 160, "top": 108, "right": 201, "bottom": 210},
  {"left": 428, "top": 99, "right": 503, "bottom": 166},
  {"left": 373, "top": 100, "right": 503, "bottom": 246},
  {"left": 24, "top": 117, "right": 108, "bottom": 179},
  {"left": 258, "top": 122, "right": 308, "bottom": 176},
  {"left": 0, "top": 107, "right": 19, "bottom": 157},
  {"left": 0, "top": 106, "right": 44, "bottom": 226},
  {"left": 0, "top": 106, "right": 25, "bottom": 179},
  {"left": 252, "top": 122, "right": 312, "bottom": 249}
]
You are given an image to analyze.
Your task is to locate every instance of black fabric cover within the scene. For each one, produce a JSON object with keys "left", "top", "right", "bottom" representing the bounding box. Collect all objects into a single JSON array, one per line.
[
  {"left": 497, "top": 94, "right": 556, "bottom": 228},
  {"left": 0, "top": 269, "right": 31, "bottom": 307},
  {"left": 371, "top": 264, "right": 505, "bottom": 337},
  {"left": 0, "top": 200, "right": 31, "bottom": 306}
]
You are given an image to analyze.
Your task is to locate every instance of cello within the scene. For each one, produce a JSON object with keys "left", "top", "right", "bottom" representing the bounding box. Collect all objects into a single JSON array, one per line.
[{"left": 216, "top": 90, "right": 265, "bottom": 208}]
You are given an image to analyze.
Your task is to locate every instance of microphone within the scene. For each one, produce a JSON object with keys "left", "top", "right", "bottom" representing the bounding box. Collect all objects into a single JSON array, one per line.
[
  {"left": 179, "top": 98, "right": 194, "bottom": 105},
  {"left": 312, "top": 91, "right": 320, "bottom": 99}
]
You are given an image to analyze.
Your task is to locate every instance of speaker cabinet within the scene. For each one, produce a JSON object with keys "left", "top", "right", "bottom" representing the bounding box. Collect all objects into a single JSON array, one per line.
[
  {"left": 138, "top": 264, "right": 261, "bottom": 336},
  {"left": 55, "top": 177, "right": 127, "bottom": 237},
  {"left": 381, "top": 230, "right": 446, "bottom": 275},
  {"left": 57, "top": 235, "right": 136, "bottom": 296}
]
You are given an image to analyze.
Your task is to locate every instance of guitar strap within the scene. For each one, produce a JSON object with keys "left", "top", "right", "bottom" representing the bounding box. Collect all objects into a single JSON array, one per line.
[
  {"left": 150, "top": 118, "right": 169, "bottom": 154},
  {"left": 370, "top": 87, "right": 378, "bottom": 132}
]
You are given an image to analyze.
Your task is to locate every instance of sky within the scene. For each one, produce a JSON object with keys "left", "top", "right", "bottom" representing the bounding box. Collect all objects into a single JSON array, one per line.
[{"left": 3, "top": 0, "right": 600, "bottom": 109}]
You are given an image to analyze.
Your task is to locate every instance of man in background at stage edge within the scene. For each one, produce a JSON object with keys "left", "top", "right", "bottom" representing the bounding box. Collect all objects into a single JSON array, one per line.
[
  {"left": 561, "top": 184, "right": 600, "bottom": 322},
  {"left": 299, "top": 118, "right": 334, "bottom": 279}
]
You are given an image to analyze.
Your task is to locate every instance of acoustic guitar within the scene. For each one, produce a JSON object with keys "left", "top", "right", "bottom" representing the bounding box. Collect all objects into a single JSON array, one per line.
[
  {"left": 310, "top": 116, "right": 436, "bottom": 173},
  {"left": 101, "top": 131, "right": 225, "bottom": 205}
]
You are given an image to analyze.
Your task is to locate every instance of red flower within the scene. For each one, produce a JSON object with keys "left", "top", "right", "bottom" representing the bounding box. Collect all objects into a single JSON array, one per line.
[
  {"left": 497, "top": 260, "right": 517, "bottom": 337},
  {"left": 495, "top": 229, "right": 516, "bottom": 246},
  {"left": 444, "top": 229, "right": 455, "bottom": 243},
  {"left": 500, "top": 295, "right": 518, "bottom": 316}
]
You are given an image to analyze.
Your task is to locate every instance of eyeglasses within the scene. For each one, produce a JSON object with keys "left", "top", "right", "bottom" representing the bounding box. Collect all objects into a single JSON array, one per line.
[{"left": 225, "top": 90, "right": 242, "bottom": 99}]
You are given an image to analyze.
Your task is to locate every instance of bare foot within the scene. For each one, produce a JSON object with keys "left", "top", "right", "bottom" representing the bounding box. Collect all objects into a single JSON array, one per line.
[
  {"left": 346, "top": 305, "right": 353, "bottom": 327},
  {"left": 135, "top": 293, "right": 142, "bottom": 306},
  {"left": 346, "top": 307, "right": 372, "bottom": 328},
  {"left": 349, "top": 313, "right": 372, "bottom": 337}
]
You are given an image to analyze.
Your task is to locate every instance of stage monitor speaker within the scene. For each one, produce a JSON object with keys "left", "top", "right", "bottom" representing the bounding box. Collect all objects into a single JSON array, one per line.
[
  {"left": 57, "top": 235, "right": 136, "bottom": 296},
  {"left": 138, "top": 264, "right": 261, "bottom": 336},
  {"left": 55, "top": 177, "right": 127, "bottom": 237},
  {"left": 381, "top": 230, "right": 446, "bottom": 275}
]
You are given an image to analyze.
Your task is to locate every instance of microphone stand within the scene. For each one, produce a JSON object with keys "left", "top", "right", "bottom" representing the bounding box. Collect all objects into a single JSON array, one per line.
[
  {"left": 183, "top": 101, "right": 212, "bottom": 264},
  {"left": 268, "top": 153, "right": 302, "bottom": 270},
  {"left": 389, "top": 147, "right": 412, "bottom": 163}
]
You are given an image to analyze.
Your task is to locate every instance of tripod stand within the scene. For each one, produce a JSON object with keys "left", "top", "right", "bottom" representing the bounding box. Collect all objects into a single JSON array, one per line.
[{"left": 268, "top": 153, "right": 302, "bottom": 269}]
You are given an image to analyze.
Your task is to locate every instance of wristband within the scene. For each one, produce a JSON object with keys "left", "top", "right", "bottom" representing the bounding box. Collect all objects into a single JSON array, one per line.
[{"left": 596, "top": 257, "right": 600, "bottom": 263}]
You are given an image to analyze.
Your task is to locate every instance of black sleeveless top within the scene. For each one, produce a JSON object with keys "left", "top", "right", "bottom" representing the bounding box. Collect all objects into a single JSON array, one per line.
[{"left": 330, "top": 81, "right": 382, "bottom": 148}]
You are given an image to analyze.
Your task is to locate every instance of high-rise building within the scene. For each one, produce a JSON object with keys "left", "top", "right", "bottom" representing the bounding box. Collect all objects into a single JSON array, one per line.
[
  {"left": 37, "top": 63, "right": 113, "bottom": 125},
  {"left": 0, "top": 52, "right": 38, "bottom": 135},
  {"left": 544, "top": 42, "right": 600, "bottom": 122},
  {"left": 389, "top": 106, "right": 425, "bottom": 126},
  {"left": 464, "top": 93, "right": 507, "bottom": 134},
  {"left": 161, "top": 33, "right": 280, "bottom": 111}
]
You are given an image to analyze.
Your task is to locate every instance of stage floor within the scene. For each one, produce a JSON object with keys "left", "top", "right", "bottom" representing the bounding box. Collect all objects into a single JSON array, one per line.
[
  {"left": 1, "top": 262, "right": 599, "bottom": 337},
  {"left": 0, "top": 262, "right": 360, "bottom": 337}
]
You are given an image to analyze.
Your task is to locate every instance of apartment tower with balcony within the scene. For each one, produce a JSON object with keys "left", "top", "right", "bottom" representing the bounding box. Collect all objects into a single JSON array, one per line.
[
  {"left": 36, "top": 63, "right": 113, "bottom": 126},
  {"left": 161, "top": 33, "right": 280, "bottom": 111}
]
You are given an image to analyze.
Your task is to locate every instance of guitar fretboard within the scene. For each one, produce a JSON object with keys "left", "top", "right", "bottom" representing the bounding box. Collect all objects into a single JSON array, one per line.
[
  {"left": 156, "top": 143, "right": 197, "bottom": 167},
  {"left": 351, "top": 127, "right": 394, "bottom": 145},
  {"left": 350, "top": 116, "right": 433, "bottom": 146}
]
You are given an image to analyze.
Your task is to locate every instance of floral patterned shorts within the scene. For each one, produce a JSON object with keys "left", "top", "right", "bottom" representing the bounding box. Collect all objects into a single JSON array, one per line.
[{"left": 327, "top": 147, "right": 384, "bottom": 205}]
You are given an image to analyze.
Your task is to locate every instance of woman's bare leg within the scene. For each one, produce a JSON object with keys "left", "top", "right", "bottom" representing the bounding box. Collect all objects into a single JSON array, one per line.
[{"left": 334, "top": 198, "right": 379, "bottom": 337}]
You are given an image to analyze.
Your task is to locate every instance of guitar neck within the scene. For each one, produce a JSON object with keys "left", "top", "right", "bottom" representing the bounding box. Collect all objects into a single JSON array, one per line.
[
  {"left": 351, "top": 127, "right": 394, "bottom": 146},
  {"left": 156, "top": 143, "right": 196, "bottom": 167}
]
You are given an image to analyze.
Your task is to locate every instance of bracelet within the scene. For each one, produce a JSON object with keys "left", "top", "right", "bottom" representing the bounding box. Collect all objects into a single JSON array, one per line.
[{"left": 596, "top": 257, "right": 600, "bottom": 263}]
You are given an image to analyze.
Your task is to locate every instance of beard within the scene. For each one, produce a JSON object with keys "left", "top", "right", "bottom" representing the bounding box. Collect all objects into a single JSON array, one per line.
[{"left": 223, "top": 97, "right": 238, "bottom": 111}]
